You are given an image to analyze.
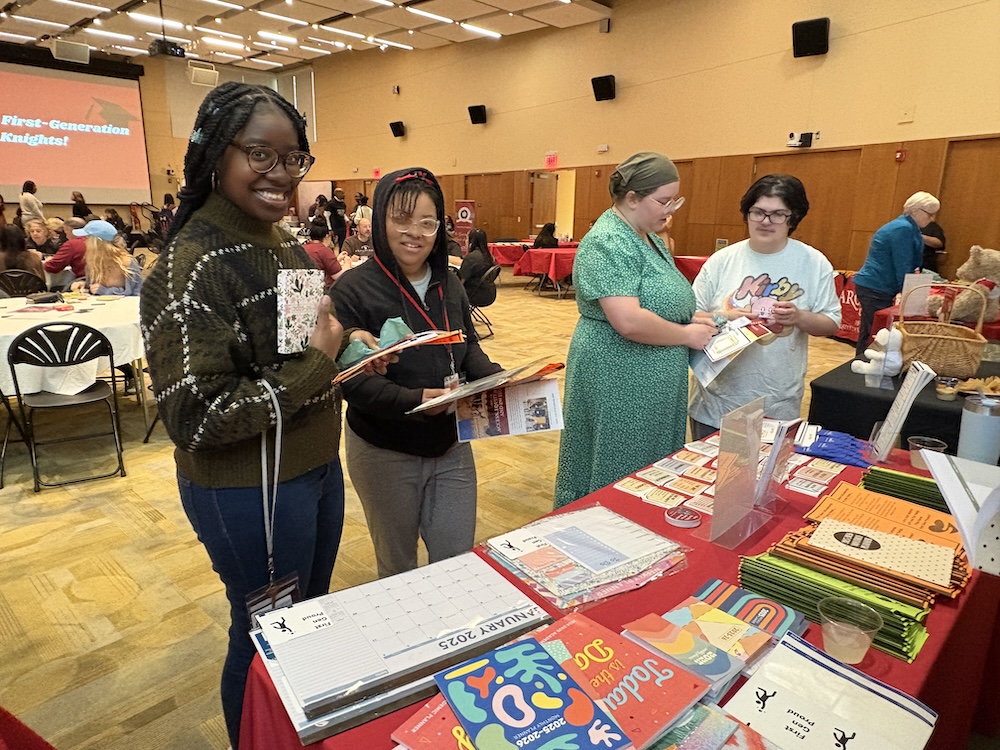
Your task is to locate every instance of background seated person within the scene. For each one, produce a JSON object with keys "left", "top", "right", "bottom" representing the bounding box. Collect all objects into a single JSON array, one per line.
[
  {"left": 0, "top": 224, "right": 45, "bottom": 278},
  {"left": 103, "top": 208, "right": 127, "bottom": 234},
  {"left": 70, "top": 220, "right": 142, "bottom": 295},
  {"left": 533, "top": 222, "right": 559, "bottom": 248},
  {"left": 342, "top": 217, "right": 374, "bottom": 258},
  {"left": 303, "top": 223, "right": 347, "bottom": 288},
  {"left": 44, "top": 218, "right": 87, "bottom": 285},
  {"left": 25, "top": 219, "right": 61, "bottom": 256},
  {"left": 459, "top": 228, "right": 492, "bottom": 286}
]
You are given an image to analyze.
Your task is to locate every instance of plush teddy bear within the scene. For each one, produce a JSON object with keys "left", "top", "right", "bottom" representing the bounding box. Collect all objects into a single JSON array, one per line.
[
  {"left": 926, "top": 245, "right": 1000, "bottom": 323},
  {"left": 851, "top": 327, "right": 904, "bottom": 387}
]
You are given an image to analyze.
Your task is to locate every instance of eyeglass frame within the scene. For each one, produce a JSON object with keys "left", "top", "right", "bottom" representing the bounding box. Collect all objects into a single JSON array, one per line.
[
  {"left": 388, "top": 216, "right": 441, "bottom": 237},
  {"left": 746, "top": 207, "right": 793, "bottom": 225},
  {"left": 646, "top": 194, "right": 686, "bottom": 213},
  {"left": 228, "top": 141, "right": 316, "bottom": 178}
]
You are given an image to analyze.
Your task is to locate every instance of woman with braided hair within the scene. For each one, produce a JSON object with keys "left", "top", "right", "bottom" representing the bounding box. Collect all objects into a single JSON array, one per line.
[{"left": 140, "top": 82, "right": 380, "bottom": 747}]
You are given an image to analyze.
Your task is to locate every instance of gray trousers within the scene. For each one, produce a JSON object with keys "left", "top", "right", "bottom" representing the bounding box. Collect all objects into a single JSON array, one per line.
[{"left": 346, "top": 426, "right": 478, "bottom": 578}]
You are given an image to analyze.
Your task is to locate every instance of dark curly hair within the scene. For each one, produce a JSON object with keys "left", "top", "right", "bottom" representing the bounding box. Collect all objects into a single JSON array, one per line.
[{"left": 168, "top": 82, "right": 309, "bottom": 243}]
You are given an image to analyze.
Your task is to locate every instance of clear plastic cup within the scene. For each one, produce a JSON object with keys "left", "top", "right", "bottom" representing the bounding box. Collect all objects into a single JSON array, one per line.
[
  {"left": 817, "top": 597, "right": 883, "bottom": 664},
  {"left": 907, "top": 436, "right": 946, "bottom": 469}
]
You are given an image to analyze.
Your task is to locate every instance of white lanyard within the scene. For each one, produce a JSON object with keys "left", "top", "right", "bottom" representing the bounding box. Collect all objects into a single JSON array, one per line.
[{"left": 260, "top": 379, "right": 283, "bottom": 584}]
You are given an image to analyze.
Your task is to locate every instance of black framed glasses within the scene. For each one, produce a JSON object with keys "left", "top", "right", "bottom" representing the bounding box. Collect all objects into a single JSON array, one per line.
[
  {"left": 229, "top": 141, "right": 315, "bottom": 178},
  {"left": 389, "top": 216, "right": 440, "bottom": 236},
  {"left": 747, "top": 207, "right": 792, "bottom": 224}
]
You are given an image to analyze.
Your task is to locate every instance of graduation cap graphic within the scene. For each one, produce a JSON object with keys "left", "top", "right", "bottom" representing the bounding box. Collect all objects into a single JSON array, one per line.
[{"left": 85, "top": 98, "right": 140, "bottom": 129}]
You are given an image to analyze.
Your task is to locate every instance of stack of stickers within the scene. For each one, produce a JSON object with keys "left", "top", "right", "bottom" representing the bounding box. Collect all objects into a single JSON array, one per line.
[
  {"left": 613, "top": 436, "right": 721, "bottom": 516},
  {"left": 613, "top": 438, "right": 854, "bottom": 515}
]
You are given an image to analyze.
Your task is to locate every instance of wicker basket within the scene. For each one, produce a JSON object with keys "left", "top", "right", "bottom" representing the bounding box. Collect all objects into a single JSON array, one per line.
[{"left": 894, "top": 283, "right": 987, "bottom": 379}]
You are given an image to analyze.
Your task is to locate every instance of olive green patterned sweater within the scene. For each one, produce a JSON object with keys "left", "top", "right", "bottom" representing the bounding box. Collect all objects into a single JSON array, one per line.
[{"left": 140, "top": 192, "right": 343, "bottom": 488}]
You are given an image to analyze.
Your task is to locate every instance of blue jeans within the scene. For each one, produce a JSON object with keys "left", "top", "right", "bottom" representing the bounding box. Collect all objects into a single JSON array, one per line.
[{"left": 178, "top": 459, "right": 345, "bottom": 749}]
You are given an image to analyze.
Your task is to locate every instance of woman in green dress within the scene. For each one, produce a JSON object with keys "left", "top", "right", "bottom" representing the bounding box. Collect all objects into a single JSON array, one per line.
[{"left": 554, "top": 152, "right": 716, "bottom": 508}]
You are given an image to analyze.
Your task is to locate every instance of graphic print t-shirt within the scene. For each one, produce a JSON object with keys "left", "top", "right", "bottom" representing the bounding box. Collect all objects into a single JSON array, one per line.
[{"left": 689, "top": 238, "right": 841, "bottom": 425}]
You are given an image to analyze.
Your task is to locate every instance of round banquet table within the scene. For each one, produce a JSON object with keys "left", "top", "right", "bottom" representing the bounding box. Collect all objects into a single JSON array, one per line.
[
  {"left": 0, "top": 295, "right": 144, "bottom": 396},
  {"left": 488, "top": 242, "right": 527, "bottom": 267}
]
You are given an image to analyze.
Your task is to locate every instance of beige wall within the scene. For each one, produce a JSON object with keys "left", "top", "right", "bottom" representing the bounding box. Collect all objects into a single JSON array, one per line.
[
  {"left": 304, "top": 0, "right": 999, "bottom": 180},
  {"left": 125, "top": 0, "right": 1000, "bottom": 225}
]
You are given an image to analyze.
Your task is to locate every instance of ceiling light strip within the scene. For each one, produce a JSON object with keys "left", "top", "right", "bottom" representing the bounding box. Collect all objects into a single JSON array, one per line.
[
  {"left": 459, "top": 22, "right": 500, "bottom": 38},
  {"left": 405, "top": 7, "right": 452, "bottom": 24},
  {"left": 200, "top": 0, "right": 244, "bottom": 9},
  {"left": 51, "top": 0, "right": 110, "bottom": 12},
  {"left": 257, "top": 10, "right": 308, "bottom": 26},
  {"left": 203, "top": 35, "right": 245, "bottom": 49},
  {"left": 259, "top": 30, "right": 297, "bottom": 43},
  {"left": 318, "top": 24, "right": 364, "bottom": 40},
  {"left": 128, "top": 12, "right": 185, "bottom": 29},
  {"left": 84, "top": 27, "right": 134, "bottom": 39},
  {"left": 368, "top": 36, "right": 412, "bottom": 50},
  {"left": 250, "top": 58, "right": 282, "bottom": 66},
  {"left": 194, "top": 25, "right": 241, "bottom": 38},
  {"left": 298, "top": 44, "right": 330, "bottom": 54}
]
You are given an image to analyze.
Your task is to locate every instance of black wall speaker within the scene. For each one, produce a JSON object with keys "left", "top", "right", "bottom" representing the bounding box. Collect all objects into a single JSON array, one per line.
[
  {"left": 591, "top": 75, "right": 616, "bottom": 102},
  {"left": 792, "top": 17, "right": 830, "bottom": 58},
  {"left": 389, "top": 121, "right": 405, "bottom": 138},
  {"left": 468, "top": 105, "right": 487, "bottom": 125}
]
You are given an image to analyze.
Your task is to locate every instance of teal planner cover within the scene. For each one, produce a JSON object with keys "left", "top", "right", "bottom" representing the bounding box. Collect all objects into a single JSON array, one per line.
[{"left": 435, "top": 638, "right": 631, "bottom": 750}]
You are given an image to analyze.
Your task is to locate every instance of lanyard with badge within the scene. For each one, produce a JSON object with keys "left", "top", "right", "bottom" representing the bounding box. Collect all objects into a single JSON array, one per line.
[
  {"left": 373, "top": 252, "right": 462, "bottom": 389},
  {"left": 245, "top": 381, "right": 302, "bottom": 626}
]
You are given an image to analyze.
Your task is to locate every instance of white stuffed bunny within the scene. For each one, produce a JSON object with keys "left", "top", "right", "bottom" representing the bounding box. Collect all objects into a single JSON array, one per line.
[{"left": 851, "top": 327, "right": 904, "bottom": 387}]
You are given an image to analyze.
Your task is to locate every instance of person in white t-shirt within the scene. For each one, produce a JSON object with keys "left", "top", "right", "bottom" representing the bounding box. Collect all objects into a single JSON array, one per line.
[{"left": 688, "top": 174, "right": 841, "bottom": 439}]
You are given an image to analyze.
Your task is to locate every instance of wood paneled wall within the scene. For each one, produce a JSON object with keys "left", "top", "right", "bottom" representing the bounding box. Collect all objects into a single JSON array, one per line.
[{"left": 331, "top": 134, "right": 1000, "bottom": 274}]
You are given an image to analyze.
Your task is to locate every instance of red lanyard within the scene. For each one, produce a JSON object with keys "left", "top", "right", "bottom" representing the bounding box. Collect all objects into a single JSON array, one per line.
[
  {"left": 374, "top": 253, "right": 456, "bottom": 372},
  {"left": 373, "top": 253, "right": 451, "bottom": 330}
]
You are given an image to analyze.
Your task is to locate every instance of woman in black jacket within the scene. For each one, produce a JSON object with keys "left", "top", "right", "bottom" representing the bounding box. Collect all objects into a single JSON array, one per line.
[{"left": 331, "top": 167, "right": 502, "bottom": 578}]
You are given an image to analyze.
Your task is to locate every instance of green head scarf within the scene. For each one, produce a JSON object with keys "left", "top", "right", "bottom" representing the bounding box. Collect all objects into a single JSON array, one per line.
[{"left": 610, "top": 151, "right": 679, "bottom": 198}]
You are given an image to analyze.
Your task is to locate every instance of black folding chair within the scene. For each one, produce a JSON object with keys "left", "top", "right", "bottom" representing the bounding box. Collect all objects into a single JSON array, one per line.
[
  {"left": 0, "top": 388, "right": 26, "bottom": 490},
  {"left": 465, "top": 265, "right": 502, "bottom": 339},
  {"left": 7, "top": 322, "right": 126, "bottom": 491},
  {"left": 0, "top": 270, "right": 47, "bottom": 297}
]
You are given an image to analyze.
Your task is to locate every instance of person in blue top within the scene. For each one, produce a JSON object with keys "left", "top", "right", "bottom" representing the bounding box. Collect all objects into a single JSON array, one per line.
[{"left": 852, "top": 191, "right": 940, "bottom": 357}]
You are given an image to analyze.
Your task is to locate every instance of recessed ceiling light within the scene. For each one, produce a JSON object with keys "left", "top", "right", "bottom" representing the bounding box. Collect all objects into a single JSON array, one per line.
[
  {"left": 253, "top": 41, "right": 288, "bottom": 51},
  {"left": 406, "top": 7, "right": 453, "bottom": 24},
  {"left": 213, "top": 50, "right": 242, "bottom": 58},
  {"left": 369, "top": 0, "right": 394, "bottom": 5},
  {"left": 298, "top": 44, "right": 330, "bottom": 54},
  {"left": 250, "top": 58, "right": 282, "bottom": 66},
  {"left": 112, "top": 44, "right": 148, "bottom": 54}
]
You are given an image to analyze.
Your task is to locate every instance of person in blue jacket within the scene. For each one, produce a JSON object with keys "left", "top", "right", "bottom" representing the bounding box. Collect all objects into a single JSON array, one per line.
[{"left": 852, "top": 191, "right": 940, "bottom": 357}]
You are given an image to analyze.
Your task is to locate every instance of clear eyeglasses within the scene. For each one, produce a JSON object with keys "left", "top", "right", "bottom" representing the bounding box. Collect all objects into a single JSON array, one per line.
[
  {"left": 229, "top": 142, "right": 315, "bottom": 178},
  {"left": 648, "top": 195, "right": 685, "bottom": 213},
  {"left": 747, "top": 208, "right": 792, "bottom": 224},
  {"left": 389, "top": 217, "right": 441, "bottom": 236}
]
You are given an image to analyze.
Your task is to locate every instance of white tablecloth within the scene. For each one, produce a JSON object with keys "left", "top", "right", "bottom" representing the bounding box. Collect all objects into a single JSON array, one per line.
[{"left": 0, "top": 296, "right": 144, "bottom": 396}]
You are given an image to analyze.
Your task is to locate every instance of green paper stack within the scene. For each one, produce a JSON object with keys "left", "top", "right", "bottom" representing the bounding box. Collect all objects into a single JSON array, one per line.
[
  {"left": 860, "top": 467, "right": 948, "bottom": 512},
  {"left": 739, "top": 553, "right": 930, "bottom": 663}
]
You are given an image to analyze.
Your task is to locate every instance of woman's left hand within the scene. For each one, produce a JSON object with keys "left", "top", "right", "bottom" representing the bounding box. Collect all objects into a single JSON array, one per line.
[
  {"left": 770, "top": 301, "right": 800, "bottom": 327},
  {"left": 350, "top": 330, "right": 398, "bottom": 375}
]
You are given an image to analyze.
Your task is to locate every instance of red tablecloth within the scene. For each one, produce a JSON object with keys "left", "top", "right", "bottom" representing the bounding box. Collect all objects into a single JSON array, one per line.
[
  {"left": 241, "top": 452, "right": 1000, "bottom": 750},
  {"left": 872, "top": 305, "right": 1000, "bottom": 345},
  {"left": 488, "top": 243, "right": 526, "bottom": 267},
  {"left": 673, "top": 255, "right": 708, "bottom": 283},
  {"left": 512, "top": 247, "right": 577, "bottom": 284}
]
